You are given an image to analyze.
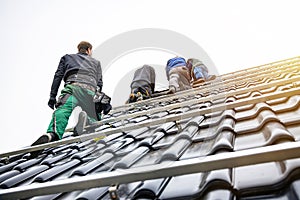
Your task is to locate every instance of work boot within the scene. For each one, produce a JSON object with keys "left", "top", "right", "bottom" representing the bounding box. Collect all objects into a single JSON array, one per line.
[
  {"left": 73, "top": 111, "right": 88, "bottom": 136},
  {"left": 167, "top": 86, "right": 176, "bottom": 94},
  {"left": 206, "top": 75, "right": 216, "bottom": 81},
  {"left": 30, "top": 132, "right": 58, "bottom": 158},
  {"left": 126, "top": 87, "right": 151, "bottom": 103},
  {"left": 126, "top": 93, "right": 137, "bottom": 104},
  {"left": 192, "top": 78, "right": 205, "bottom": 88}
]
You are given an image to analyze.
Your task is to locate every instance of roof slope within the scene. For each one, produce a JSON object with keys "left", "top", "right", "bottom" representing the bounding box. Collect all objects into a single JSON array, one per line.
[{"left": 1, "top": 56, "right": 300, "bottom": 199}]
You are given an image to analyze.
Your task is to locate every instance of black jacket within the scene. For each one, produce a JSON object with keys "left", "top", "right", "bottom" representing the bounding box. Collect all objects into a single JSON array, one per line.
[{"left": 50, "top": 52, "right": 102, "bottom": 99}]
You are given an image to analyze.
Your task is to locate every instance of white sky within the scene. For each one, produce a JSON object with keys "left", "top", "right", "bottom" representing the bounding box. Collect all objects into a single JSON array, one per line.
[{"left": 0, "top": 0, "right": 299, "bottom": 153}]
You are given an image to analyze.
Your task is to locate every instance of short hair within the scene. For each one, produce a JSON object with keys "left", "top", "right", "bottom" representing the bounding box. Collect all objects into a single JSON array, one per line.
[{"left": 77, "top": 41, "right": 92, "bottom": 53}]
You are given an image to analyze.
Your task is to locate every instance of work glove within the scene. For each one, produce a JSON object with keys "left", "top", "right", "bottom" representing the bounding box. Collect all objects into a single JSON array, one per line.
[{"left": 48, "top": 97, "right": 56, "bottom": 110}]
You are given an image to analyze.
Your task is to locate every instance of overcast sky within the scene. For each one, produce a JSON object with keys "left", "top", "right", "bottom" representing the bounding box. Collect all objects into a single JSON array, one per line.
[{"left": 0, "top": 0, "right": 299, "bottom": 153}]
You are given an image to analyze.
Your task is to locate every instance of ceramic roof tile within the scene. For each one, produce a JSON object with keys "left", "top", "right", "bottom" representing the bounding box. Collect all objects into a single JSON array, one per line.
[
  {"left": 235, "top": 122, "right": 295, "bottom": 150},
  {"left": 159, "top": 168, "right": 232, "bottom": 199},
  {"left": 286, "top": 124, "right": 300, "bottom": 141},
  {"left": 150, "top": 110, "right": 169, "bottom": 119},
  {"left": 168, "top": 106, "right": 190, "bottom": 115},
  {"left": 101, "top": 138, "right": 134, "bottom": 154},
  {"left": 113, "top": 146, "right": 150, "bottom": 169},
  {"left": 193, "top": 112, "right": 235, "bottom": 142},
  {"left": 33, "top": 159, "right": 81, "bottom": 183},
  {"left": 182, "top": 123, "right": 199, "bottom": 136},
  {"left": 112, "top": 181, "right": 142, "bottom": 199},
  {"left": 41, "top": 149, "right": 78, "bottom": 166},
  {"left": 155, "top": 122, "right": 177, "bottom": 133},
  {"left": 234, "top": 103, "right": 255, "bottom": 112},
  {"left": 89, "top": 160, "right": 115, "bottom": 174},
  {"left": 0, "top": 159, "right": 26, "bottom": 174},
  {"left": 200, "top": 168, "right": 232, "bottom": 192},
  {"left": 0, "top": 165, "right": 49, "bottom": 189},
  {"left": 74, "top": 140, "right": 96, "bottom": 149},
  {"left": 235, "top": 109, "right": 280, "bottom": 134},
  {"left": 130, "top": 178, "right": 169, "bottom": 199},
  {"left": 47, "top": 143, "right": 78, "bottom": 155},
  {"left": 71, "top": 152, "right": 114, "bottom": 176},
  {"left": 131, "top": 149, "right": 162, "bottom": 168},
  {"left": 235, "top": 102, "right": 272, "bottom": 121},
  {"left": 291, "top": 180, "right": 300, "bottom": 198},
  {"left": 100, "top": 132, "right": 125, "bottom": 143},
  {"left": 129, "top": 115, "right": 150, "bottom": 123},
  {"left": 152, "top": 132, "right": 178, "bottom": 149},
  {"left": 70, "top": 146, "right": 99, "bottom": 160},
  {"left": 260, "top": 86, "right": 278, "bottom": 94},
  {"left": 225, "top": 96, "right": 237, "bottom": 103},
  {"left": 13, "top": 157, "right": 45, "bottom": 171},
  {"left": 201, "top": 189, "right": 233, "bottom": 200},
  {"left": 30, "top": 193, "right": 62, "bottom": 200},
  {"left": 75, "top": 187, "right": 108, "bottom": 200},
  {"left": 4, "top": 153, "right": 28, "bottom": 163},
  {"left": 201, "top": 111, "right": 224, "bottom": 127},
  {"left": 185, "top": 115, "right": 204, "bottom": 127},
  {"left": 234, "top": 92, "right": 252, "bottom": 100},
  {"left": 234, "top": 158, "right": 300, "bottom": 197},
  {"left": 158, "top": 173, "right": 203, "bottom": 199},
  {"left": 272, "top": 95, "right": 300, "bottom": 113},
  {"left": 127, "top": 126, "right": 149, "bottom": 136},
  {"left": 182, "top": 130, "right": 234, "bottom": 159},
  {"left": 109, "top": 119, "right": 130, "bottom": 128},
  {"left": 158, "top": 137, "right": 192, "bottom": 162},
  {"left": 138, "top": 131, "right": 165, "bottom": 147},
  {"left": 112, "top": 140, "right": 141, "bottom": 157},
  {"left": 0, "top": 170, "right": 21, "bottom": 184},
  {"left": 266, "top": 96, "right": 289, "bottom": 106},
  {"left": 277, "top": 104, "right": 300, "bottom": 125},
  {"left": 211, "top": 97, "right": 226, "bottom": 105}
]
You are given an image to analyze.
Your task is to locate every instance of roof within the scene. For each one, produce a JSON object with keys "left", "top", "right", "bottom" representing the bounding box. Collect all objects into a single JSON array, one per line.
[{"left": 1, "top": 56, "right": 300, "bottom": 199}]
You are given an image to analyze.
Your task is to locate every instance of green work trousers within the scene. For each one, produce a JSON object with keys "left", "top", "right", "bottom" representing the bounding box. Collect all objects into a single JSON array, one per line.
[{"left": 46, "top": 84, "right": 98, "bottom": 139}]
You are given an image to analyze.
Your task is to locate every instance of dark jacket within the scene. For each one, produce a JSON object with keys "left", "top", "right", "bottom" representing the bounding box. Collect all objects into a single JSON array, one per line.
[{"left": 50, "top": 52, "right": 102, "bottom": 99}]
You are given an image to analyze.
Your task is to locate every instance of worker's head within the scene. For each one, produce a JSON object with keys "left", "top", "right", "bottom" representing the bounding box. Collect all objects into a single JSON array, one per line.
[{"left": 77, "top": 41, "right": 93, "bottom": 55}]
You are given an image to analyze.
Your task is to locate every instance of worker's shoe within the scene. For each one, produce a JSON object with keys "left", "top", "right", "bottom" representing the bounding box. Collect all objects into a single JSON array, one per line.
[
  {"left": 73, "top": 111, "right": 88, "bottom": 136},
  {"left": 31, "top": 132, "right": 58, "bottom": 146},
  {"left": 194, "top": 78, "right": 205, "bottom": 84},
  {"left": 192, "top": 78, "right": 205, "bottom": 88},
  {"left": 126, "top": 87, "right": 151, "bottom": 103},
  {"left": 167, "top": 86, "right": 176, "bottom": 94},
  {"left": 30, "top": 132, "right": 59, "bottom": 158},
  {"left": 206, "top": 75, "right": 216, "bottom": 81}
]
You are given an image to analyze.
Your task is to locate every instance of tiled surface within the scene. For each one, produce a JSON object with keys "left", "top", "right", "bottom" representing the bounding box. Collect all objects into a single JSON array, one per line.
[{"left": 1, "top": 57, "right": 300, "bottom": 199}]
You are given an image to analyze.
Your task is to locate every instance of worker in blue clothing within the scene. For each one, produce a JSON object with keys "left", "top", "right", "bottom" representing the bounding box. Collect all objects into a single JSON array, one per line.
[
  {"left": 31, "top": 41, "right": 110, "bottom": 156},
  {"left": 186, "top": 58, "right": 216, "bottom": 86},
  {"left": 166, "top": 57, "right": 192, "bottom": 93}
]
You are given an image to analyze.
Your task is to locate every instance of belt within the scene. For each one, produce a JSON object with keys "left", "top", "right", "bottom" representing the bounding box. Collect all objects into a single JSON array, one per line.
[{"left": 69, "top": 82, "right": 95, "bottom": 91}]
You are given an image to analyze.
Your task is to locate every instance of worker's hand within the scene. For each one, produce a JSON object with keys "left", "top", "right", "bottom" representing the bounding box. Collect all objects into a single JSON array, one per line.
[{"left": 48, "top": 97, "right": 56, "bottom": 110}]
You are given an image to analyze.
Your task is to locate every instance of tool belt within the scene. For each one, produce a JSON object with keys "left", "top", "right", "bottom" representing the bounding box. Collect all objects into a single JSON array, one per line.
[
  {"left": 69, "top": 82, "right": 96, "bottom": 91},
  {"left": 93, "top": 91, "right": 112, "bottom": 115},
  {"left": 65, "top": 73, "right": 97, "bottom": 91}
]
